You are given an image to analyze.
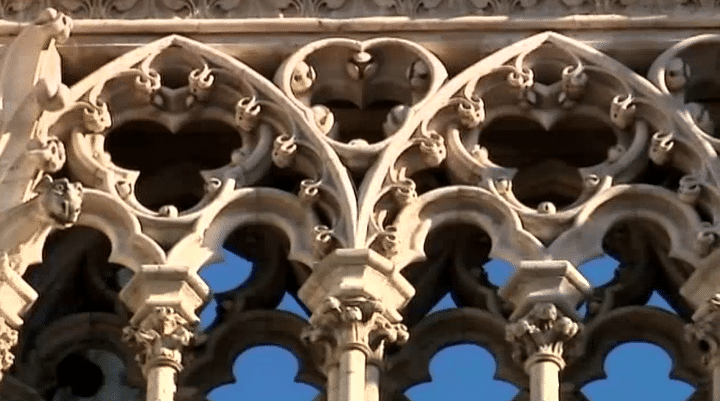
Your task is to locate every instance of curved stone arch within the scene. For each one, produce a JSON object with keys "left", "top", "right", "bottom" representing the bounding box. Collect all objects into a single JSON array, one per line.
[
  {"left": 179, "top": 309, "right": 324, "bottom": 395},
  {"left": 357, "top": 31, "right": 720, "bottom": 251},
  {"left": 391, "top": 185, "right": 547, "bottom": 271},
  {"left": 13, "top": 188, "right": 165, "bottom": 272},
  {"left": 648, "top": 34, "right": 720, "bottom": 175},
  {"left": 549, "top": 185, "right": 706, "bottom": 269},
  {"left": 384, "top": 308, "right": 525, "bottom": 395},
  {"left": 75, "top": 189, "right": 166, "bottom": 271},
  {"left": 18, "top": 312, "right": 145, "bottom": 396},
  {"left": 273, "top": 37, "right": 448, "bottom": 172},
  {"left": 563, "top": 306, "right": 707, "bottom": 393},
  {"left": 167, "top": 186, "right": 320, "bottom": 272},
  {"left": 41, "top": 33, "right": 357, "bottom": 250}
]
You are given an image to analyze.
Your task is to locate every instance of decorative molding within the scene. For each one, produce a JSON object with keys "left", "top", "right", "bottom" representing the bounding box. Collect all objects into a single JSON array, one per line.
[
  {"left": 505, "top": 303, "right": 580, "bottom": 370},
  {"left": 123, "top": 306, "right": 195, "bottom": 375},
  {"left": 302, "top": 295, "right": 409, "bottom": 365},
  {"left": 0, "top": 0, "right": 719, "bottom": 20}
]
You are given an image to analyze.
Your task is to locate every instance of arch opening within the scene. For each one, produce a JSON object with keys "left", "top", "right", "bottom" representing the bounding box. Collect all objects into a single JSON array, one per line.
[
  {"left": 581, "top": 342, "right": 695, "bottom": 401},
  {"left": 206, "top": 345, "right": 319, "bottom": 401},
  {"left": 404, "top": 344, "right": 517, "bottom": 401},
  {"left": 480, "top": 115, "right": 616, "bottom": 209},
  {"left": 104, "top": 119, "right": 242, "bottom": 212}
]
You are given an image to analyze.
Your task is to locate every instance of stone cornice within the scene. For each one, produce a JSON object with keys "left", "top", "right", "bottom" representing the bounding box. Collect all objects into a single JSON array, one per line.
[
  {"left": 0, "top": 15, "right": 720, "bottom": 37},
  {"left": 0, "top": 0, "right": 719, "bottom": 24}
]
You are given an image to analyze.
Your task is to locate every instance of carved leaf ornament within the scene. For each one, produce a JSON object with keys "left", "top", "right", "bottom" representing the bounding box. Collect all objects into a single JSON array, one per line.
[{"left": 2, "top": 9, "right": 720, "bottom": 401}]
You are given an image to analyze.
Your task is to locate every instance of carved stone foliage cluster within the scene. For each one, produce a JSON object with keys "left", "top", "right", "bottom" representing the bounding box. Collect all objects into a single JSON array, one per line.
[
  {"left": 5, "top": 7, "right": 720, "bottom": 399},
  {"left": 1, "top": 0, "right": 719, "bottom": 19}
]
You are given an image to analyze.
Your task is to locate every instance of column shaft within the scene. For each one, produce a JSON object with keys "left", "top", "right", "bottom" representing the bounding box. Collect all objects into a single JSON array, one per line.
[
  {"left": 146, "top": 365, "right": 177, "bottom": 401},
  {"left": 528, "top": 360, "right": 561, "bottom": 401},
  {"left": 365, "top": 364, "right": 380, "bottom": 401},
  {"left": 327, "top": 364, "right": 339, "bottom": 401},
  {"left": 338, "top": 348, "right": 366, "bottom": 401},
  {"left": 712, "top": 364, "right": 720, "bottom": 401}
]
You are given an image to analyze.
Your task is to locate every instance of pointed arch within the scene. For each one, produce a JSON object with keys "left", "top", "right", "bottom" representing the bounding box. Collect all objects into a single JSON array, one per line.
[
  {"left": 41, "top": 34, "right": 357, "bottom": 269},
  {"left": 359, "top": 31, "right": 718, "bottom": 268}
]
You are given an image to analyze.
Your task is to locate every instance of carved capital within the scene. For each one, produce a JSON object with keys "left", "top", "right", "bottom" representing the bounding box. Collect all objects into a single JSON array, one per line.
[
  {"left": 0, "top": 318, "right": 18, "bottom": 373},
  {"left": 302, "top": 295, "right": 408, "bottom": 370},
  {"left": 505, "top": 303, "right": 580, "bottom": 371},
  {"left": 686, "top": 294, "right": 720, "bottom": 367},
  {"left": 123, "top": 306, "right": 195, "bottom": 376}
]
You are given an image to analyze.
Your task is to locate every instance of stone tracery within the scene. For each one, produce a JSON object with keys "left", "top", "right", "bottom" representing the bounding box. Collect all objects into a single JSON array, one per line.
[{"left": 0, "top": 5, "right": 719, "bottom": 401}]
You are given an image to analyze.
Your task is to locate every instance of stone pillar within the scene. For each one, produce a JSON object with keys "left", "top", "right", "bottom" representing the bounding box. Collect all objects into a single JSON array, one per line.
[
  {"left": 365, "top": 359, "right": 381, "bottom": 401},
  {"left": 302, "top": 295, "right": 408, "bottom": 401},
  {"left": 506, "top": 303, "right": 580, "bottom": 401},
  {"left": 497, "top": 260, "right": 589, "bottom": 401},
  {"left": 119, "top": 265, "right": 209, "bottom": 401},
  {"left": 686, "top": 293, "right": 720, "bottom": 401},
  {"left": 298, "top": 249, "right": 414, "bottom": 401}
]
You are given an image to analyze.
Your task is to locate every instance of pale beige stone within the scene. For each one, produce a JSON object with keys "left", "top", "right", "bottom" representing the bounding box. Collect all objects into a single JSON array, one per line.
[{"left": 0, "top": 4, "right": 719, "bottom": 401}]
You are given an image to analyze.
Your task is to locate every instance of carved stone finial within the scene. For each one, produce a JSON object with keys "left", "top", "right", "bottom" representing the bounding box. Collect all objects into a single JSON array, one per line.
[
  {"left": 507, "top": 68, "right": 537, "bottom": 106},
  {"left": 678, "top": 175, "right": 701, "bottom": 204},
  {"left": 505, "top": 303, "right": 580, "bottom": 370},
  {"left": 649, "top": 131, "right": 674, "bottom": 165},
  {"left": 686, "top": 294, "right": 720, "bottom": 367},
  {"left": 312, "top": 105, "right": 335, "bottom": 135},
  {"left": 407, "top": 59, "right": 431, "bottom": 92},
  {"left": 82, "top": 100, "right": 112, "bottom": 133},
  {"left": 290, "top": 61, "right": 316, "bottom": 94},
  {"left": 25, "top": 136, "right": 66, "bottom": 173},
  {"left": 558, "top": 63, "right": 588, "bottom": 106},
  {"left": 123, "top": 306, "right": 195, "bottom": 375},
  {"left": 347, "top": 51, "right": 377, "bottom": 80},
  {"left": 272, "top": 134, "right": 297, "bottom": 168},
  {"left": 665, "top": 57, "right": 690, "bottom": 92},
  {"left": 383, "top": 105, "right": 409, "bottom": 137},
  {"left": 188, "top": 64, "right": 214, "bottom": 102},
  {"left": 235, "top": 96, "right": 261, "bottom": 132},
  {"left": 457, "top": 96, "right": 485, "bottom": 129},
  {"left": 687, "top": 102, "right": 714, "bottom": 134},
  {"left": 610, "top": 95, "right": 636, "bottom": 129},
  {"left": 302, "top": 295, "right": 409, "bottom": 368}
]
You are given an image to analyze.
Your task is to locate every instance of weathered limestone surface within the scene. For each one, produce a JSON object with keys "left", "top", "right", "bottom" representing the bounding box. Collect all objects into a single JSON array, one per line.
[{"left": 0, "top": 4, "right": 718, "bottom": 401}]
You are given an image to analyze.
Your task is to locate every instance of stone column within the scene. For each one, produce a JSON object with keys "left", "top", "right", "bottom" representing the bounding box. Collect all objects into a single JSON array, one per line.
[
  {"left": 686, "top": 293, "right": 720, "bottom": 401},
  {"left": 119, "top": 265, "right": 209, "bottom": 401},
  {"left": 298, "top": 249, "right": 415, "bottom": 401},
  {"left": 303, "top": 295, "right": 408, "bottom": 401},
  {"left": 505, "top": 303, "right": 580, "bottom": 401},
  {"left": 365, "top": 357, "right": 382, "bottom": 401},
  {"left": 123, "top": 307, "right": 194, "bottom": 401}
]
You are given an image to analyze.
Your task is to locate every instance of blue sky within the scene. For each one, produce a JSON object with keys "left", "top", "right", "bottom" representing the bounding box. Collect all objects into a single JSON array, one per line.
[{"left": 198, "top": 252, "right": 695, "bottom": 401}]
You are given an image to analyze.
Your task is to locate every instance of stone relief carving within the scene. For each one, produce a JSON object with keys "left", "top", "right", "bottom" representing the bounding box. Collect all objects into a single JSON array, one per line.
[
  {"left": 302, "top": 295, "right": 409, "bottom": 366},
  {"left": 505, "top": 303, "right": 580, "bottom": 366},
  {"left": 3, "top": 7, "right": 720, "bottom": 400},
  {"left": 274, "top": 38, "right": 447, "bottom": 173},
  {"left": 0, "top": 0, "right": 715, "bottom": 18},
  {"left": 123, "top": 306, "right": 195, "bottom": 375},
  {"left": 0, "top": 318, "right": 18, "bottom": 373},
  {"left": 0, "top": 175, "right": 82, "bottom": 274}
]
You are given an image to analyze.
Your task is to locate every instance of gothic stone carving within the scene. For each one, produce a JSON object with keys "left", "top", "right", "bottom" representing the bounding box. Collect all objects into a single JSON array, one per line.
[{"left": 123, "top": 306, "right": 194, "bottom": 375}]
